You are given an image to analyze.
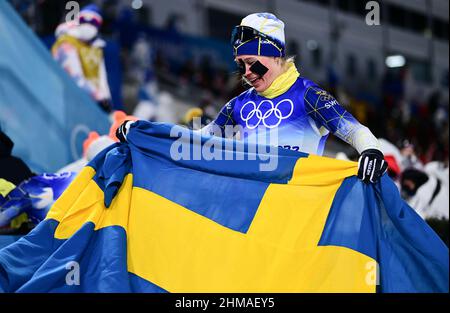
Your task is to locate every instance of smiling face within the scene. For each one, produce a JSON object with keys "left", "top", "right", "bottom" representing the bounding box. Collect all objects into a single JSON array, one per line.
[{"left": 235, "top": 55, "right": 284, "bottom": 93}]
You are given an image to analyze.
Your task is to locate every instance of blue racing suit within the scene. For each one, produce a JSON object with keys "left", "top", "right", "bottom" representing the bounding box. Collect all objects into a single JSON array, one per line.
[{"left": 203, "top": 76, "right": 379, "bottom": 156}]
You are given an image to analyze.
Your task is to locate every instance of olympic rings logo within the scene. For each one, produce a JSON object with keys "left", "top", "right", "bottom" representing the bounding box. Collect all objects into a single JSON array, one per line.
[
  {"left": 319, "top": 94, "right": 334, "bottom": 102},
  {"left": 240, "top": 99, "right": 294, "bottom": 129}
]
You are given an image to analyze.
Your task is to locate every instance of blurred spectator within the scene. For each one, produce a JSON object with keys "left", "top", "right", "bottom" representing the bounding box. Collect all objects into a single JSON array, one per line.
[
  {"left": 51, "top": 4, "right": 113, "bottom": 113},
  {"left": 350, "top": 98, "right": 369, "bottom": 126},
  {"left": 115, "top": 5, "right": 139, "bottom": 51},
  {"left": 57, "top": 131, "right": 115, "bottom": 174},
  {"left": 154, "top": 48, "right": 170, "bottom": 75},
  {"left": 0, "top": 129, "right": 34, "bottom": 186},
  {"left": 401, "top": 166, "right": 449, "bottom": 220},
  {"left": 129, "top": 34, "right": 160, "bottom": 121},
  {"left": 326, "top": 64, "right": 339, "bottom": 95},
  {"left": 183, "top": 108, "right": 205, "bottom": 130},
  {"left": 178, "top": 58, "right": 196, "bottom": 95},
  {"left": 156, "top": 91, "right": 178, "bottom": 123},
  {"left": 165, "top": 13, "right": 184, "bottom": 34},
  {"left": 132, "top": 81, "right": 160, "bottom": 121},
  {"left": 1, "top": 172, "right": 76, "bottom": 233},
  {"left": 196, "top": 55, "right": 214, "bottom": 90},
  {"left": 400, "top": 139, "right": 424, "bottom": 170},
  {"left": 99, "top": 0, "right": 120, "bottom": 36},
  {"left": 129, "top": 34, "right": 154, "bottom": 84},
  {"left": 58, "top": 110, "right": 139, "bottom": 174},
  {"left": 211, "top": 68, "right": 230, "bottom": 99},
  {"left": 198, "top": 93, "right": 216, "bottom": 121}
]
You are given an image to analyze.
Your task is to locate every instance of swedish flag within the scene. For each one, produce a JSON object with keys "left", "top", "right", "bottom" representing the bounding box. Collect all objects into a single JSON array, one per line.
[{"left": 0, "top": 121, "right": 447, "bottom": 292}]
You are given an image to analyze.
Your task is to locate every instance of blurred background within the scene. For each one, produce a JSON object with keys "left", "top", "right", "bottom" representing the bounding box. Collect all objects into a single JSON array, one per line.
[{"left": 0, "top": 0, "right": 448, "bottom": 244}]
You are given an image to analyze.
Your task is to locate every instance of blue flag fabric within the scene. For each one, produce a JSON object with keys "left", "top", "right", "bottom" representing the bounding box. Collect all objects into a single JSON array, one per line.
[{"left": 0, "top": 121, "right": 448, "bottom": 292}]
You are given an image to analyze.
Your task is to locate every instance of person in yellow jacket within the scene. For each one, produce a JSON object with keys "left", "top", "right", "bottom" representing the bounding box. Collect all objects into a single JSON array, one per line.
[{"left": 52, "top": 4, "right": 112, "bottom": 112}]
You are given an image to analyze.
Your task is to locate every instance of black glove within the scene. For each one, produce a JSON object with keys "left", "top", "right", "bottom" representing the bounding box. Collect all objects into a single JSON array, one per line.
[
  {"left": 116, "top": 120, "right": 134, "bottom": 143},
  {"left": 357, "top": 149, "right": 388, "bottom": 184}
]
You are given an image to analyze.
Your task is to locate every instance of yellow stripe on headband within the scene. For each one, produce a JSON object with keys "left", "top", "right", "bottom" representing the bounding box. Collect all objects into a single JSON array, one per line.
[
  {"left": 258, "top": 37, "right": 261, "bottom": 55},
  {"left": 234, "top": 38, "right": 256, "bottom": 50}
]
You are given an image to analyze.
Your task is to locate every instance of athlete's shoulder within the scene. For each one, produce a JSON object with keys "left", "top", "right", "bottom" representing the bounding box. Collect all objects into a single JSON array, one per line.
[
  {"left": 298, "top": 76, "right": 320, "bottom": 89},
  {"left": 234, "top": 87, "right": 256, "bottom": 102},
  {"left": 298, "top": 77, "right": 332, "bottom": 101},
  {"left": 283, "top": 77, "right": 320, "bottom": 99},
  {"left": 302, "top": 81, "right": 341, "bottom": 115},
  {"left": 215, "top": 96, "right": 239, "bottom": 118},
  {"left": 226, "top": 97, "right": 236, "bottom": 110}
]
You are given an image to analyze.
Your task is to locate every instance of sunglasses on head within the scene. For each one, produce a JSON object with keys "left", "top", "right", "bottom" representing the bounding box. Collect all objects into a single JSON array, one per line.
[{"left": 230, "top": 25, "right": 283, "bottom": 51}]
